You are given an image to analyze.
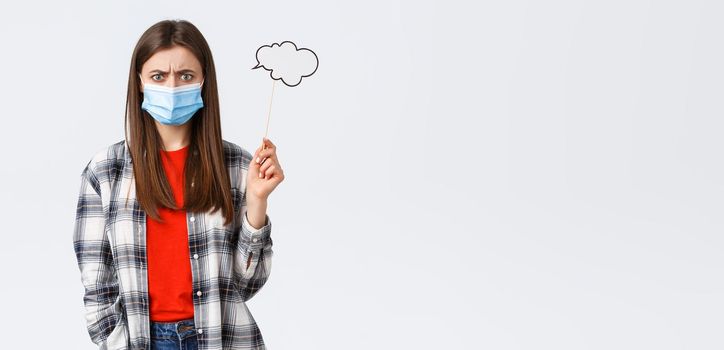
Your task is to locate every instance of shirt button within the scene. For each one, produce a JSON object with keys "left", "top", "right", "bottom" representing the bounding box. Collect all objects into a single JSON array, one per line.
[
  {"left": 197, "top": 328, "right": 203, "bottom": 334},
  {"left": 252, "top": 237, "right": 259, "bottom": 243},
  {"left": 190, "top": 216, "right": 195, "bottom": 222},
  {"left": 197, "top": 290, "right": 202, "bottom": 296},
  {"left": 193, "top": 253, "right": 199, "bottom": 260}
]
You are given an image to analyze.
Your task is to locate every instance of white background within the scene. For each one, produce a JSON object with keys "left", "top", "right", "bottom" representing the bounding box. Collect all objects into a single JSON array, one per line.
[{"left": 0, "top": 0, "right": 722, "bottom": 349}]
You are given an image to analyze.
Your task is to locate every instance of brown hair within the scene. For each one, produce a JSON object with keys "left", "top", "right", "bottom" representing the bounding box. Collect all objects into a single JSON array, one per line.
[{"left": 124, "top": 19, "right": 234, "bottom": 226}]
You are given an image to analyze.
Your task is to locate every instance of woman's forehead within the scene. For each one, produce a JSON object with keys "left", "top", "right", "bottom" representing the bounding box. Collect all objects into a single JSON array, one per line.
[{"left": 142, "top": 46, "right": 202, "bottom": 73}]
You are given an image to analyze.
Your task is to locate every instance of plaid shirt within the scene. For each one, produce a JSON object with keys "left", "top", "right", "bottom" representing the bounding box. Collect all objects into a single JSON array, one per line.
[{"left": 72, "top": 139, "right": 274, "bottom": 350}]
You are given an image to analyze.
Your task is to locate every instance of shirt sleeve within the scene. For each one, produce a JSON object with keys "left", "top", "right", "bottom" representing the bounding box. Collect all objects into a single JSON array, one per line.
[
  {"left": 233, "top": 206, "right": 273, "bottom": 302},
  {"left": 72, "top": 161, "right": 126, "bottom": 346}
]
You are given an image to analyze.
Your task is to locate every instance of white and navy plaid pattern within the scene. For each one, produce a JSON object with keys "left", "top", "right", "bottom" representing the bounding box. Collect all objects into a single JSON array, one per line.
[{"left": 73, "top": 139, "right": 273, "bottom": 350}]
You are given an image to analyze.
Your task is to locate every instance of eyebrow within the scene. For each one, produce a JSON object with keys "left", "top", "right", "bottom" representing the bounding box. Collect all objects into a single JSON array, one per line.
[{"left": 148, "top": 68, "right": 197, "bottom": 74}]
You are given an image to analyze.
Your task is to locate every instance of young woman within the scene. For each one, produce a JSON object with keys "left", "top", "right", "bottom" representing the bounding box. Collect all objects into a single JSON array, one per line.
[{"left": 72, "top": 19, "right": 284, "bottom": 350}]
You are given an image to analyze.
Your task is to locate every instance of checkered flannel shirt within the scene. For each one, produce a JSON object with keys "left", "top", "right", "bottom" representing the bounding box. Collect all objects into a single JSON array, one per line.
[{"left": 72, "top": 139, "right": 274, "bottom": 349}]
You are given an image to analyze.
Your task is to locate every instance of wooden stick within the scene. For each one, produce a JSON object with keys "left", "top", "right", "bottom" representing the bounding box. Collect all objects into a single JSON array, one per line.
[{"left": 262, "top": 79, "right": 276, "bottom": 150}]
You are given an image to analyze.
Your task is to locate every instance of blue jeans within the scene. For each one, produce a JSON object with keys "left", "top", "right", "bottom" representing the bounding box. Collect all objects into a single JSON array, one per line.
[{"left": 150, "top": 317, "right": 199, "bottom": 350}]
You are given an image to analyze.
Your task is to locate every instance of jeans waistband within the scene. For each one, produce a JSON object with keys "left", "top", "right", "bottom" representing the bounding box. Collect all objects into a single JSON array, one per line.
[{"left": 150, "top": 317, "right": 197, "bottom": 339}]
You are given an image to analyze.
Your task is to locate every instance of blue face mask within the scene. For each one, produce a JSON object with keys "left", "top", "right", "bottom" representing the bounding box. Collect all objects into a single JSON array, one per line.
[{"left": 139, "top": 74, "right": 205, "bottom": 126}]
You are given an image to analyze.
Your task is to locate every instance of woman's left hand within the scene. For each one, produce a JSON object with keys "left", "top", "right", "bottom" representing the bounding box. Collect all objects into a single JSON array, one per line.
[{"left": 247, "top": 137, "right": 285, "bottom": 201}]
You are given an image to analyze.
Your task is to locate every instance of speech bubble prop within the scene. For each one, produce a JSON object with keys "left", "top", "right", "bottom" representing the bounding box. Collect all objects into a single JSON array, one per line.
[
  {"left": 252, "top": 41, "right": 318, "bottom": 87},
  {"left": 251, "top": 41, "right": 319, "bottom": 152}
]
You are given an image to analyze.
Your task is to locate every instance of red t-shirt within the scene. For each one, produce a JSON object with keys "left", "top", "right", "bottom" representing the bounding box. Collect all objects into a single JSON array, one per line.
[{"left": 146, "top": 144, "right": 194, "bottom": 322}]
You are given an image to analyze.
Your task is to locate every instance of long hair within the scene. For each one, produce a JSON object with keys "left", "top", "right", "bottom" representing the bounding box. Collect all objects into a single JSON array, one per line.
[{"left": 124, "top": 19, "right": 234, "bottom": 226}]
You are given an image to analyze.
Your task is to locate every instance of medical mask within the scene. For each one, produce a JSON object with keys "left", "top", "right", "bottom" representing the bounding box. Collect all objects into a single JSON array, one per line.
[{"left": 139, "top": 74, "right": 205, "bottom": 126}]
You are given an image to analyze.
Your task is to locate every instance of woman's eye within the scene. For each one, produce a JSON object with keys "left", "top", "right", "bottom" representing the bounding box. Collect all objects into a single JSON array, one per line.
[
  {"left": 151, "top": 74, "right": 162, "bottom": 81},
  {"left": 181, "top": 74, "right": 192, "bottom": 81}
]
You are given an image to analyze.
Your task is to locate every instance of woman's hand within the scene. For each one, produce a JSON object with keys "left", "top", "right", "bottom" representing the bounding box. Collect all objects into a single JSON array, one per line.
[{"left": 247, "top": 137, "right": 285, "bottom": 201}]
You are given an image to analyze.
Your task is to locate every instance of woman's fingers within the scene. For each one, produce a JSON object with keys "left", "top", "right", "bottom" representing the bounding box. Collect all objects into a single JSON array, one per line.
[
  {"left": 254, "top": 148, "right": 276, "bottom": 164},
  {"left": 256, "top": 138, "right": 275, "bottom": 155},
  {"left": 261, "top": 164, "right": 277, "bottom": 179},
  {"left": 258, "top": 151, "right": 280, "bottom": 177},
  {"left": 253, "top": 138, "right": 274, "bottom": 155},
  {"left": 258, "top": 158, "right": 270, "bottom": 178},
  {"left": 253, "top": 138, "right": 283, "bottom": 179},
  {"left": 262, "top": 137, "right": 276, "bottom": 149}
]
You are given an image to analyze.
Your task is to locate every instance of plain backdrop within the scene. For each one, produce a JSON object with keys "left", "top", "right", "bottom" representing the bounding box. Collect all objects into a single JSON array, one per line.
[{"left": 0, "top": 0, "right": 722, "bottom": 349}]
